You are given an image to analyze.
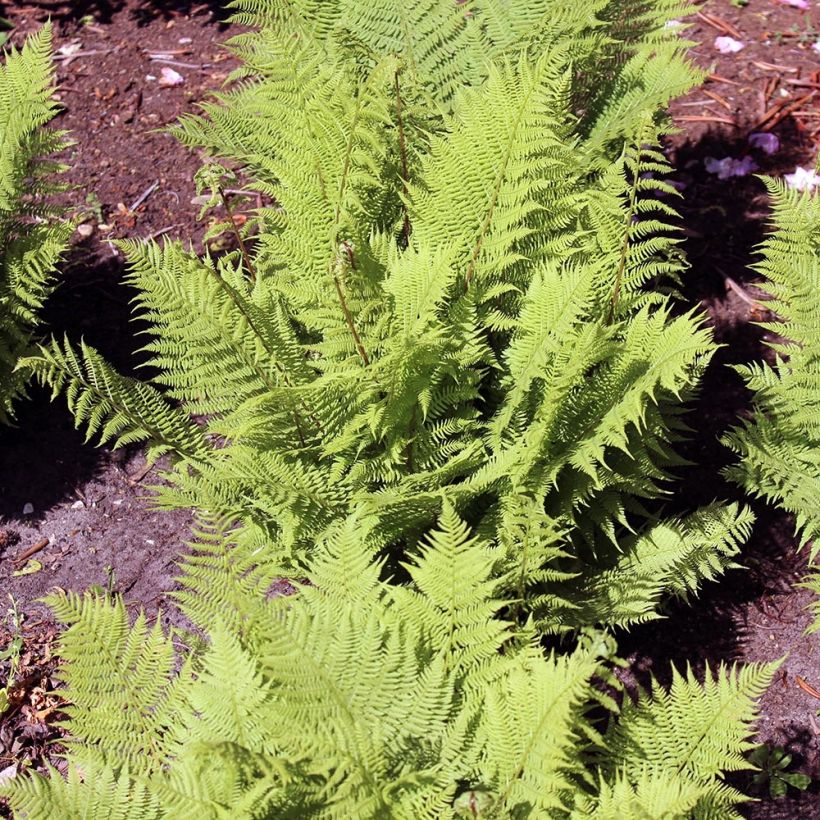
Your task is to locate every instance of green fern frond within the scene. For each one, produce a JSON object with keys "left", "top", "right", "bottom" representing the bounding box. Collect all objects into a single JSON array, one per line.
[
  {"left": 22, "top": 336, "right": 210, "bottom": 464},
  {"left": 602, "top": 661, "right": 778, "bottom": 813},
  {"left": 723, "top": 181, "right": 820, "bottom": 556},
  {"left": 0, "top": 23, "right": 71, "bottom": 423}
]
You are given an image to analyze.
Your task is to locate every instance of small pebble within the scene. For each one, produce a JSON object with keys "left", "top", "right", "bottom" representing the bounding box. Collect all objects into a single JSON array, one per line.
[
  {"left": 145, "top": 539, "right": 156, "bottom": 546},
  {"left": 178, "top": 36, "right": 193, "bottom": 45},
  {"left": 71, "top": 500, "right": 85, "bottom": 510},
  {"left": 22, "top": 503, "right": 33, "bottom": 516}
]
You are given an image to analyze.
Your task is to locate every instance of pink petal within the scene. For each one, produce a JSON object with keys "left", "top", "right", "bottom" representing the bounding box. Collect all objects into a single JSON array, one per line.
[
  {"left": 714, "top": 36, "right": 745, "bottom": 54},
  {"left": 158, "top": 67, "right": 185, "bottom": 87}
]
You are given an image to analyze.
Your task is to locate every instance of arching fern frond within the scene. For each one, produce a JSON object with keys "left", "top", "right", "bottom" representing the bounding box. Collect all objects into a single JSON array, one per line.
[{"left": 0, "top": 23, "right": 71, "bottom": 423}]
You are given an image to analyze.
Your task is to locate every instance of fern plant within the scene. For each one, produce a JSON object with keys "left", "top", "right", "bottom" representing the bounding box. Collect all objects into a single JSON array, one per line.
[
  {"left": 22, "top": 0, "right": 744, "bottom": 633},
  {"left": 722, "top": 180, "right": 820, "bottom": 627},
  {"left": 1, "top": 507, "right": 777, "bottom": 819},
  {"left": 0, "top": 23, "right": 71, "bottom": 424}
]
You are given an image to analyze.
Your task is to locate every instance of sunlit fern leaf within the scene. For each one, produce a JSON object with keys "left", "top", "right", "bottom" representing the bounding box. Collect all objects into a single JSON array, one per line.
[
  {"left": 0, "top": 23, "right": 71, "bottom": 423},
  {"left": 603, "top": 661, "right": 778, "bottom": 814},
  {"left": 724, "top": 181, "right": 820, "bottom": 557},
  {"left": 22, "top": 337, "right": 210, "bottom": 465},
  {"left": 45, "top": 590, "right": 192, "bottom": 777},
  {"left": 2, "top": 514, "right": 772, "bottom": 819},
  {"left": 550, "top": 503, "right": 753, "bottom": 631}
]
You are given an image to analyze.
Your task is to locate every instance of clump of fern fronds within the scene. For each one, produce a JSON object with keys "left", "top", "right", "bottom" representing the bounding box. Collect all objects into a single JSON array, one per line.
[
  {"left": 1, "top": 507, "right": 776, "bottom": 819},
  {"left": 0, "top": 23, "right": 71, "bottom": 424},
  {"left": 22, "top": 0, "right": 743, "bottom": 632},
  {"left": 723, "top": 179, "right": 820, "bottom": 629}
]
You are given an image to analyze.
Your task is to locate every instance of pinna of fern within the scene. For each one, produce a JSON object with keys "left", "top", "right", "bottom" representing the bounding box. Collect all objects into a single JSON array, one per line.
[
  {"left": 0, "top": 23, "right": 71, "bottom": 424},
  {"left": 0, "top": 506, "right": 777, "bottom": 819},
  {"left": 22, "top": 1, "right": 746, "bottom": 633}
]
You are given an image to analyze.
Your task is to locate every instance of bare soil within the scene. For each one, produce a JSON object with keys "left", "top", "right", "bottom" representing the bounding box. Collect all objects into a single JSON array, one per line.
[{"left": 1, "top": 0, "right": 820, "bottom": 815}]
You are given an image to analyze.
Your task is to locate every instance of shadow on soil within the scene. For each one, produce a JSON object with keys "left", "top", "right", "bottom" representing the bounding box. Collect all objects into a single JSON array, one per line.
[{"left": 0, "top": 243, "right": 146, "bottom": 522}]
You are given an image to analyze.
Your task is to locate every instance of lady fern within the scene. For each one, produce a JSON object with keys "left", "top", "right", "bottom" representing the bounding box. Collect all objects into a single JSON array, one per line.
[
  {"left": 20, "top": 0, "right": 749, "bottom": 634},
  {"left": 723, "top": 180, "right": 820, "bottom": 628},
  {"left": 0, "top": 24, "right": 71, "bottom": 424},
  {"left": 1, "top": 508, "right": 776, "bottom": 818}
]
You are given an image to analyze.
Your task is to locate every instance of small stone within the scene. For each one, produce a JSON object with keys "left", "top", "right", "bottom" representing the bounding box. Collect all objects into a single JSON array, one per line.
[
  {"left": 71, "top": 500, "right": 85, "bottom": 510},
  {"left": 112, "top": 499, "right": 123, "bottom": 506},
  {"left": 22, "top": 503, "right": 34, "bottom": 516},
  {"left": 145, "top": 539, "right": 156, "bottom": 546},
  {"left": 178, "top": 37, "right": 193, "bottom": 45},
  {"left": 76, "top": 223, "right": 94, "bottom": 238}
]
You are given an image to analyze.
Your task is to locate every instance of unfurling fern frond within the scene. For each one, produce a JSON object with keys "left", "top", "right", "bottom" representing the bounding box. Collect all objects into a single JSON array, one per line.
[
  {"left": 0, "top": 24, "right": 71, "bottom": 423},
  {"left": 2, "top": 511, "right": 777, "bottom": 819}
]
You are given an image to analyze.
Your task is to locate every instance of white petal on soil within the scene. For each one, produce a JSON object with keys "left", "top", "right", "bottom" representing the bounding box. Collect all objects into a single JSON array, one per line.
[{"left": 158, "top": 67, "right": 185, "bottom": 87}]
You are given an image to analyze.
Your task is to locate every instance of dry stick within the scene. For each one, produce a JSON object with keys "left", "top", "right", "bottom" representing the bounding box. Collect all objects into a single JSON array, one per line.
[
  {"left": 394, "top": 69, "right": 412, "bottom": 248},
  {"left": 675, "top": 114, "right": 738, "bottom": 126},
  {"left": 695, "top": 10, "right": 743, "bottom": 39},
  {"left": 796, "top": 676, "right": 820, "bottom": 701},
  {"left": 702, "top": 89, "right": 733, "bottom": 112},
  {"left": 706, "top": 73, "right": 741, "bottom": 86},
  {"left": 128, "top": 461, "right": 154, "bottom": 485},
  {"left": 756, "top": 92, "right": 816, "bottom": 131},
  {"left": 219, "top": 188, "right": 256, "bottom": 283},
  {"left": 13, "top": 538, "right": 49, "bottom": 565},
  {"left": 128, "top": 180, "right": 159, "bottom": 213}
]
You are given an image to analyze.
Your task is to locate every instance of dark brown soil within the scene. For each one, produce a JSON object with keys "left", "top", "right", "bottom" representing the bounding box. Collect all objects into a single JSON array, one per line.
[{"left": 1, "top": 0, "right": 820, "bottom": 815}]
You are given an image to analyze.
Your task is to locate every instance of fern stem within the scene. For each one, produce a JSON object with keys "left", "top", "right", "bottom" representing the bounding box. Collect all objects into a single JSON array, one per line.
[
  {"left": 219, "top": 188, "right": 256, "bottom": 283},
  {"left": 394, "top": 68, "right": 412, "bottom": 248},
  {"left": 335, "top": 243, "right": 371, "bottom": 367}
]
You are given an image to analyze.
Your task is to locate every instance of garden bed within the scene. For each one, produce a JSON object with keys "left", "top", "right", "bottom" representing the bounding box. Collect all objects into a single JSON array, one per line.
[{"left": 1, "top": 0, "right": 819, "bottom": 815}]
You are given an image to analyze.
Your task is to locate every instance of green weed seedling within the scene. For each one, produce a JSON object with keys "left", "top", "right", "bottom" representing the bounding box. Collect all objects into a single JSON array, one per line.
[{"left": 749, "top": 744, "right": 811, "bottom": 798}]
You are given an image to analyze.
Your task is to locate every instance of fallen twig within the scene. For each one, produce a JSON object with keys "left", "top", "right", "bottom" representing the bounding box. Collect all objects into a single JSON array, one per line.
[
  {"left": 724, "top": 276, "right": 762, "bottom": 307},
  {"left": 702, "top": 89, "right": 733, "bottom": 112},
  {"left": 675, "top": 114, "right": 738, "bottom": 126},
  {"left": 752, "top": 60, "right": 799, "bottom": 74},
  {"left": 128, "top": 461, "right": 154, "bottom": 485},
  {"left": 706, "top": 73, "right": 741, "bottom": 86},
  {"left": 796, "top": 675, "right": 820, "bottom": 701},
  {"left": 128, "top": 180, "right": 159, "bottom": 213},
  {"left": 696, "top": 11, "right": 743, "bottom": 40},
  {"left": 755, "top": 92, "right": 816, "bottom": 131},
  {"left": 149, "top": 57, "right": 212, "bottom": 70},
  {"left": 12, "top": 538, "right": 49, "bottom": 565},
  {"left": 55, "top": 48, "right": 117, "bottom": 67},
  {"left": 148, "top": 224, "right": 182, "bottom": 240}
]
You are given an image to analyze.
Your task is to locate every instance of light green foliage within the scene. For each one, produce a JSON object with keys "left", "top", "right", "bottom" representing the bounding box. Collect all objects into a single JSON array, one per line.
[
  {"left": 0, "top": 24, "right": 71, "bottom": 424},
  {"left": 20, "top": 0, "right": 749, "bottom": 633},
  {"left": 723, "top": 181, "right": 820, "bottom": 553},
  {"left": 722, "top": 182, "right": 820, "bottom": 629},
  {"left": 1, "top": 509, "right": 776, "bottom": 818}
]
